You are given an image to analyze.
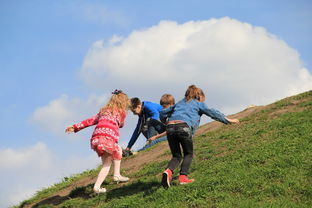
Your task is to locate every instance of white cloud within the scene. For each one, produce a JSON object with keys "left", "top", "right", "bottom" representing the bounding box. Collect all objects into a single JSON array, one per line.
[
  {"left": 29, "top": 94, "right": 109, "bottom": 136},
  {"left": 0, "top": 142, "right": 51, "bottom": 170},
  {"left": 0, "top": 143, "right": 99, "bottom": 208},
  {"left": 80, "top": 17, "right": 312, "bottom": 114}
]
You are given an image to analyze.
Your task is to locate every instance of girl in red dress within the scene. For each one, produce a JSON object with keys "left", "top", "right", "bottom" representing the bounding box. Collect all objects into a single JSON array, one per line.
[{"left": 65, "top": 90, "right": 130, "bottom": 193}]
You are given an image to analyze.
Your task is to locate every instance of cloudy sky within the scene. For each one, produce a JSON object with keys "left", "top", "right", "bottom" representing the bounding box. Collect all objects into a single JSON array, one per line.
[{"left": 1, "top": 0, "right": 311, "bottom": 207}]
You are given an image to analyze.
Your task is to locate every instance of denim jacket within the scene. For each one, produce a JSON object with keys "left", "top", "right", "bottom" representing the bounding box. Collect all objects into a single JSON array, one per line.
[
  {"left": 160, "top": 98, "right": 229, "bottom": 135},
  {"left": 127, "top": 101, "right": 163, "bottom": 149}
]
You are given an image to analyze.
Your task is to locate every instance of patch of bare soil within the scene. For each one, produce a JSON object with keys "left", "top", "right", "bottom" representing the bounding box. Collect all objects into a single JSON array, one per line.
[{"left": 196, "top": 105, "right": 265, "bottom": 136}]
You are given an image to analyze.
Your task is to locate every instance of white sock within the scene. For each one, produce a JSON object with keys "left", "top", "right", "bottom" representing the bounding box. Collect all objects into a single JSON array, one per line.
[
  {"left": 94, "top": 154, "right": 112, "bottom": 189},
  {"left": 113, "top": 160, "right": 121, "bottom": 177}
]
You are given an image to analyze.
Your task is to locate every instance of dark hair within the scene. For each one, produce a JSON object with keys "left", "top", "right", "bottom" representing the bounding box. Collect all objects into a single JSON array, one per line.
[
  {"left": 130, "top": 97, "right": 141, "bottom": 110},
  {"left": 112, "top": 89, "right": 123, "bottom": 95}
]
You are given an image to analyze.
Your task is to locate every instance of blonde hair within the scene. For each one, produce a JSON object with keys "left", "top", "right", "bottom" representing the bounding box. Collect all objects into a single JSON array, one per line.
[
  {"left": 100, "top": 92, "right": 130, "bottom": 115},
  {"left": 185, "top": 85, "right": 205, "bottom": 102},
  {"left": 160, "top": 94, "right": 175, "bottom": 106}
]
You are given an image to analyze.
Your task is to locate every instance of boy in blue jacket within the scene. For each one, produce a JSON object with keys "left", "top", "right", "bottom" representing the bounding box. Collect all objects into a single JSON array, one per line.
[{"left": 123, "top": 97, "right": 167, "bottom": 156}]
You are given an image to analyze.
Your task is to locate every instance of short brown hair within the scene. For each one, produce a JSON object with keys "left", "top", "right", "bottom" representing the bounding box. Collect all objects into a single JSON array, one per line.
[
  {"left": 160, "top": 94, "right": 175, "bottom": 106},
  {"left": 130, "top": 97, "right": 142, "bottom": 110},
  {"left": 185, "top": 85, "right": 205, "bottom": 102}
]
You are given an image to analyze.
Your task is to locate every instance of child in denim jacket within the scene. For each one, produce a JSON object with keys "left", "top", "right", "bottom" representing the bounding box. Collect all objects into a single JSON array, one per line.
[{"left": 160, "top": 85, "right": 239, "bottom": 188}]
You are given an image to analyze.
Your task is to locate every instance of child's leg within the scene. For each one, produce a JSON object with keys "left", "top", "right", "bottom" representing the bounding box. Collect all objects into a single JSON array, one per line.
[
  {"left": 137, "top": 125, "right": 158, "bottom": 152},
  {"left": 147, "top": 125, "right": 158, "bottom": 139},
  {"left": 167, "top": 133, "right": 182, "bottom": 171},
  {"left": 113, "top": 145, "right": 129, "bottom": 182},
  {"left": 94, "top": 153, "right": 112, "bottom": 190},
  {"left": 148, "top": 119, "right": 166, "bottom": 135},
  {"left": 161, "top": 133, "right": 179, "bottom": 188},
  {"left": 179, "top": 131, "right": 193, "bottom": 176},
  {"left": 113, "top": 145, "right": 123, "bottom": 176},
  {"left": 179, "top": 136, "right": 195, "bottom": 184}
]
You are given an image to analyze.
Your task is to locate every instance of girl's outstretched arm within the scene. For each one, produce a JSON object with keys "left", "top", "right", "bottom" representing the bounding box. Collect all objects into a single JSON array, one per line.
[
  {"left": 199, "top": 102, "right": 230, "bottom": 124},
  {"left": 67, "top": 113, "right": 100, "bottom": 133}
]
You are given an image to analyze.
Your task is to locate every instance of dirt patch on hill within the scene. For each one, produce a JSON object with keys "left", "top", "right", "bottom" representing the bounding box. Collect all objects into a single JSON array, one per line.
[
  {"left": 195, "top": 105, "right": 265, "bottom": 136},
  {"left": 122, "top": 142, "right": 171, "bottom": 175}
]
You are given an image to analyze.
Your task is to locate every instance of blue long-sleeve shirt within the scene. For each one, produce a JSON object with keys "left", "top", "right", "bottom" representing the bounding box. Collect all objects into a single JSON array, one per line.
[
  {"left": 127, "top": 101, "right": 163, "bottom": 149},
  {"left": 160, "top": 98, "right": 229, "bottom": 135}
]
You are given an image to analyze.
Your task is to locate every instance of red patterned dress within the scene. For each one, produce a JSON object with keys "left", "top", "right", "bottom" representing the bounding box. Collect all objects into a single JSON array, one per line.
[{"left": 73, "top": 109, "right": 126, "bottom": 160}]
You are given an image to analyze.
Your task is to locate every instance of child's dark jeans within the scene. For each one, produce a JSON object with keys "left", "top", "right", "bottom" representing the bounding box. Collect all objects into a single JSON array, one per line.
[
  {"left": 139, "top": 118, "right": 167, "bottom": 151},
  {"left": 141, "top": 118, "right": 166, "bottom": 138},
  {"left": 166, "top": 122, "right": 193, "bottom": 175}
]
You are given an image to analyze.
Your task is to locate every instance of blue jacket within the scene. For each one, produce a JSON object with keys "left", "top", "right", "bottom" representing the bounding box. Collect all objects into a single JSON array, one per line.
[
  {"left": 127, "top": 101, "right": 163, "bottom": 149},
  {"left": 160, "top": 98, "right": 229, "bottom": 135}
]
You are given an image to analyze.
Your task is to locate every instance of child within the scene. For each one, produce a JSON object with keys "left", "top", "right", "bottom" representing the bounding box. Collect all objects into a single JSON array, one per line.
[
  {"left": 147, "top": 94, "right": 175, "bottom": 144},
  {"left": 65, "top": 89, "right": 130, "bottom": 193},
  {"left": 160, "top": 85, "right": 239, "bottom": 188},
  {"left": 123, "top": 97, "right": 167, "bottom": 156}
]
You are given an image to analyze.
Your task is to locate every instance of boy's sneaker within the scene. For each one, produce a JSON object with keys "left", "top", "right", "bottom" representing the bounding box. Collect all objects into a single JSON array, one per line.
[
  {"left": 179, "top": 175, "right": 195, "bottom": 184},
  {"left": 161, "top": 168, "right": 172, "bottom": 188},
  {"left": 122, "top": 149, "right": 133, "bottom": 157}
]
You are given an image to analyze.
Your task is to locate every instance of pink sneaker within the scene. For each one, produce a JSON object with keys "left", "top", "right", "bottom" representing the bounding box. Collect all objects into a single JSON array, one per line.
[
  {"left": 179, "top": 175, "right": 195, "bottom": 184},
  {"left": 162, "top": 168, "right": 172, "bottom": 188}
]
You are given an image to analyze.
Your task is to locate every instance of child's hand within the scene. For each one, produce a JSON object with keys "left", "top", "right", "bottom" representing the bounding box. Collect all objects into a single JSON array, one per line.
[
  {"left": 149, "top": 135, "right": 158, "bottom": 141},
  {"left": 146, "top": 135, "right": 157, "bottom": 145},
  {"left": 65, "top": 126, "right": 74, "bottom": 133},
  {"left": 226, "top": 118, "right": 240, "bottom": 124}
]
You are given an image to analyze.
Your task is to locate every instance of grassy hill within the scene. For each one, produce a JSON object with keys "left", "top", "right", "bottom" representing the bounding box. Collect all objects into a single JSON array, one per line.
[{"left": 18, "top": 91, "right": 312, "bottom": 208}]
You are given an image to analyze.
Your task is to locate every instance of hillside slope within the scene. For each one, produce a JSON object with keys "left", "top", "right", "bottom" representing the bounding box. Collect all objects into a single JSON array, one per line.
[{"left": 19, "top": 91, "right": 312, "bottom": 208}]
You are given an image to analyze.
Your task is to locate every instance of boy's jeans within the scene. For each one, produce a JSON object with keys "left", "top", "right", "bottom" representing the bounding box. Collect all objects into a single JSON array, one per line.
[
  {"left": 139, "top": 118, "right": 167, "bottom": 151},
  {"left": 138, "top": 136, "right": 167, "bottom": 152}
]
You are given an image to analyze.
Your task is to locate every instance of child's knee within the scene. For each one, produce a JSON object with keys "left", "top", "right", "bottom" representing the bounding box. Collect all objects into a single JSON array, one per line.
[{"left": 173, "top": 154, "right": 182, "bottom": 161}]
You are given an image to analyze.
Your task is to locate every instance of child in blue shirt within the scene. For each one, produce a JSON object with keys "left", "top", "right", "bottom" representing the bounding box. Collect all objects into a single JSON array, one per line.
[
  {"left": 123, "top": 97, "right": 167, "bottom": 156},
  {"left": 148, "top": 94, "right": 175, "bottom": 143},
  {"left": 160, "top": 85, "right": 239, "bottom": 188}
]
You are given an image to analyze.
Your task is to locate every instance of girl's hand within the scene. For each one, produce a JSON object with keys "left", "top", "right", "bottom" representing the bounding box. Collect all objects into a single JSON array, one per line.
[
  {"left": 65, "top": 126, "right": 74, "bottom": 133},
  {"left": 226, "top": 117, "right": 240, "bottom": 124}
]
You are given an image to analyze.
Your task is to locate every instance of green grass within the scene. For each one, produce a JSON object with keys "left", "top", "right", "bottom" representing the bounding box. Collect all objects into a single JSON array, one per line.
[
  {"left": 18, "top": 91, "right": 312, "bottom": 208},
  {"left": 17, "top": 169, "right": 99, "bottom": 207}
]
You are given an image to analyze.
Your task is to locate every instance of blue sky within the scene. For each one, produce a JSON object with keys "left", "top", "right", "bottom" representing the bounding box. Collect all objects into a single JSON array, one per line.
[{"left": 0, "top": 0, "right": 311, "bottom": 207}]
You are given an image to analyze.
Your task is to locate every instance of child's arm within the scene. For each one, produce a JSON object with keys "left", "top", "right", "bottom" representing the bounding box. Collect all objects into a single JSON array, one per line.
[
  {"left": 160, "top": 105, "right": 174, "bottom": 121},
  {"left": 225, "top": 117, "right": 240, "bottom": 124},
  {"left": 65, "top": 126, "right": 75, "bottom": 133},
  {"left": 65, "top": 113, "right": 100, "bottom": 133},
  {"left": 126, "top": 116, "right": 142, "bottom": 150},
  {"left": 148, "top": 131, "right": 167, "bottom": 143},
  {"left": 199, "top": 103, "right": 237, "bottom": 124}
]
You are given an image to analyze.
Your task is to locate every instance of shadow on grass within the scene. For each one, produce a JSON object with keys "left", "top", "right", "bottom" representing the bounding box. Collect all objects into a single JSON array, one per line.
[
  {"left": 21, "top": 181, "right": 161, "bottom": 207},
  {"left": 20, "top": 184, "right": 94, "bottom": 208},
  {"left": 105, "top": 181, "right": 161, "bottom": 201},
  {"left": 29, "top": 195, "right": 70, "bottom": 208}
]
